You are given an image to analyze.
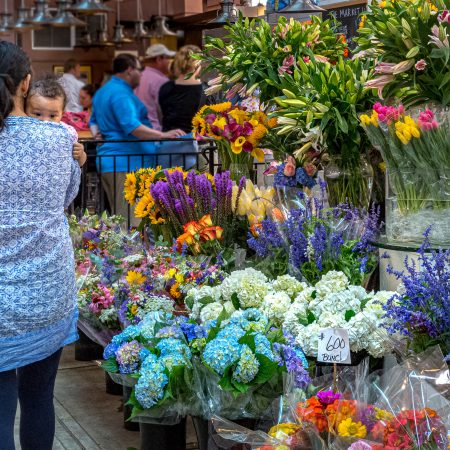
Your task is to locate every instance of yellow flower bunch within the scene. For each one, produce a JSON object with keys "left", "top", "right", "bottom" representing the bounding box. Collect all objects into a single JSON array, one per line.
[
  {"left": 395, "top": 115, "right": 421, "bottom": 144},
  {"left": 337, "top": 418, "right": 367, "bottom": 439},
  {"left": 360, "top": 110, "right": 379, "bottom": 128},
  {"left": 126, "top": 270, "right": 146, "bottom": 286},
  {"left": 232, "top": 180, "right": 276, "bottom": 225},
  {"left": 124, "top": 166, "right": 188, "bottom": 224},
  {"left": 192, "top": 103, "right": 275, "bottom": 163}
]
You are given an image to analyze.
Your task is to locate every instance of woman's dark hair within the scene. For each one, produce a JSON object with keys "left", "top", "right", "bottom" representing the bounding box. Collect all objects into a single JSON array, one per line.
[
  {"left": 81, "top": 83, "right": 96, "bottom": 98},
  {"left": 28, "top": 75, "right": 67, "bottom": 109},
  {"left": 113, "top": 54, "right": 138, "bottom": 74},
  {"left": 0, "top": 41, "right": 31, "bottom": 130}
]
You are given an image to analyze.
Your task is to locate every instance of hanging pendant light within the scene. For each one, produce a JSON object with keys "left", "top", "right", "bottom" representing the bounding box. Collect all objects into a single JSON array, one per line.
[
  {"left": 279, "top": 0, "right": 325, "bottom": 13},
  {"left": 25, "top": 0, "right": 54, "bottom": 26},
  {"left": 69, "top": 0, "right": 112, "bottom": 15},
  {"left": 51, "top": 0, "right": 87, "bottom": 27},
  {"left": 132, "top": 0, "right": 150, "bottom": 40},
  {"left": 0, "top": 13, "right": 13, "bottom": 35},
  {"left": 92, "top": 13, "right": 114, "bottom": 46},
  {"left": 112, "top": 0, "right": 132, "bottom": 45},
  {"left": 208, "top": 0, "right": 238, "bottom": 24},
  {"left": 12, "top": 0, "right": 35, "bottom": 31},
  {"left": 149, "top": 0, "right": 176, "bottom": 37}
]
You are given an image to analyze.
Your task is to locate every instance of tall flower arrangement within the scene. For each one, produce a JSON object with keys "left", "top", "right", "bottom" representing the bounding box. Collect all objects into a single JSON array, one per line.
[
  {"left": 198, "top": 14, "right": 348, "bottom": 104},
  {"left": 272, "top": 57, "right": 376, "bottom": 207},
  {"left": 356, "top": 0, "right": 450, "bottom": 107},
  {"left": 192, "top": 102, "right": 276, "bottom": 179}
]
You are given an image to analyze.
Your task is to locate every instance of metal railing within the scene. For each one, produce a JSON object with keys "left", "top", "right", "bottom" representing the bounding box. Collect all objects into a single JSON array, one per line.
[{"left": 72, "top": 138, "right": 268, "bottom": 227}]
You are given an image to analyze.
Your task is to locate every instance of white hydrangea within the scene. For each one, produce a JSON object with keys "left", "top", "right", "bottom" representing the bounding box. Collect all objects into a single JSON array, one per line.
[
  {"left": 271, "top": 275, "right": 308, "bottom": 299},
  {"left": 347, "top": 285, "right": 369, "bottom": 301},
  {"left": 283, "top": 300, "right": 310, "bottom": 336},
  {"left": 141, "top": 295, "right": 174, "bottom": 315},
  {"left": 294, "top": 322, "right": 322, "bottom": 357},
  {"left": 200, "top": 302, "right": 224, "bottom": 323},
  {"left": 261, "top": 291, "right": 292, "bottom": 324},
  {"left": 293, "top": 287, "right": 316, "bottom": 305},
  {"left": 219, "top": 268, "right": 269, "bottom": 308},
  {"left": 309, "top": 290, "right": 361, "bottom": 318},
  {"left": 317, "top": 310, "right": 348, "bottom": 329},
  {"left": 314, "top": 270, "right": 349, "bottom": 298},
  {"left": 220, "top": 268, "right": 268, "bottom": 301}
]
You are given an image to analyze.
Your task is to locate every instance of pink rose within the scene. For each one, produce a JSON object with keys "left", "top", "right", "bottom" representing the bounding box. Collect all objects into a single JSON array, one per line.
[
  {"left": 283, "top": 155, "right": 296, "bottom": 177},
  {"left": 304, "top": 162, "right": 317, "bottom": 177}
]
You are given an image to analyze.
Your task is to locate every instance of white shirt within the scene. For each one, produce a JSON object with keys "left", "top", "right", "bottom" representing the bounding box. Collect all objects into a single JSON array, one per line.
[{"left": 59, "top": 73, "right": 84, "bottom": 113}]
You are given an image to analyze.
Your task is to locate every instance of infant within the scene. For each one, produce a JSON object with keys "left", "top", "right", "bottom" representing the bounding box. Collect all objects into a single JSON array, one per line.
[{"left": 26, "top": 76, "right": 87, "bottom": 167}]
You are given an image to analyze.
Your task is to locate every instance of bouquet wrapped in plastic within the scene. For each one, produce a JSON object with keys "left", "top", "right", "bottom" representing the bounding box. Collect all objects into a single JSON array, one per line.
[
  {"left": 194, "top": 308, "right": 311, "bottom": 420},
  {"left": 102, "top": 311, "right": 207, "bottom": 424}
]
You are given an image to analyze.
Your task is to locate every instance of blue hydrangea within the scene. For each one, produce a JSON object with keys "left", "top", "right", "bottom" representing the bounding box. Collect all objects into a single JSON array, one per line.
[
  {"left": 141, "top": 352, "right": 164, "bottom": 372},
  {"left": 180, "top": 322, "right": 208, "bottom": 342},
  {"left": 156, "top": 338, "right": 191, "bottom": 360},
  {"left": 254, "top": 334, "right": 274, "bottom": 361},
  {"left": 216, "top": 324, "right": 246, "bottom": 340},
  {"left": 135, "top": 367, "right": 168, "bottom": 409},
  {"left": 103, "top": 342, "right": 119, "bottom": 360},
  {"left": 139, "top": 348, "right": 151, "bottom": 361},
  {"left": 110, "top": 324, "right": 142, "bottom": 346},
  {"left": 155, "top": 325, "right": 183, "bottom": 339},
  {"left": 232, "top": 345, "right": 259, "bottom": 384},
  {"left": 160, "top": 352, "right": 191, "bottom": 371},
  {"left": 203, "top": 338, "right": 242, "bottom": 376},
  {"left": 116, "top": 340, "right": 142, "bottom": 374}
]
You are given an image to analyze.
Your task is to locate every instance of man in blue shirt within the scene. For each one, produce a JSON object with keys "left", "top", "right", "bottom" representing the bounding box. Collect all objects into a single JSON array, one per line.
[{"left": 90, "top": 53, "right": 184, "bottom": 219}]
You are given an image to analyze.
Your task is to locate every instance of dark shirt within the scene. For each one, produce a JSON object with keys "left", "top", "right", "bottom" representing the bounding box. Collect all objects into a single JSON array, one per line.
[{"left": 159, "top": 81, "right": 204, "bottom": 134}]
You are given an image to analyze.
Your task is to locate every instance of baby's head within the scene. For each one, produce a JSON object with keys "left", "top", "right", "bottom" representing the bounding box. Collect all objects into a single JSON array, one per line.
[{"left": 26, "top": 76, "right": 66, "bottom": 122}]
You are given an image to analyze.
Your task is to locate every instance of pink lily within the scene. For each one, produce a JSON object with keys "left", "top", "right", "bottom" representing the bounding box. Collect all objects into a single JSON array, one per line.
[{"left": 365, "top": 75, "right": 394, "bottom": 98}]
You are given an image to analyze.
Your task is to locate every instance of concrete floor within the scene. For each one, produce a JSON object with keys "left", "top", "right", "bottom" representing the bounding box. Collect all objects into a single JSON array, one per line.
[{"left": 14, "top": 345, "right": 199, "bottom": 450}]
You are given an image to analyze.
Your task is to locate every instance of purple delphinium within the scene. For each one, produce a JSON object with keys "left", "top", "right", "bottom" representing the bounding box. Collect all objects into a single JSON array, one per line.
[{"left": 383, "top": 228, "right": 450, "bottom": 355}]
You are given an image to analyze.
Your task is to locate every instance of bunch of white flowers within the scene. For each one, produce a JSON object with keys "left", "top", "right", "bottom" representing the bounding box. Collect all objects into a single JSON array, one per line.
[
  {"left": 220, "top": 268, "right": 270, "bottom": 308},
  {"left": 271, "top": 275, "right": 308, "bottom": 299},
  {"left": 283, "top": 272, "right": 395, "bottom": 358},
  {"left": 261, "top": 291, "right": 292, "bottom": 324}
]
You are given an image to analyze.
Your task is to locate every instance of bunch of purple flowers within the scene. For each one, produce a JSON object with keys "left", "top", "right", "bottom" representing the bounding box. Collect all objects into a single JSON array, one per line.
[
  {"left": 383, "top": 229, "right": 450, "bottom": 358},
  {"left": 150, "top": 169, "right": 245, "bottom": 243},
  {"left": 248, "top": 191, "right": 380, "bottom": 285}
]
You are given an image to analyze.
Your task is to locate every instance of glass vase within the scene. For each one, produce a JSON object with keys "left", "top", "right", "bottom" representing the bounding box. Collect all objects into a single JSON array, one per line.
[
  {"left": 324, "top": 155, "right": 374, "bottom": 209},
  {"left": 385, "top": 168, "right": 450, "bottom": 245},
  {"left": 228, "top": 162, "right": 251, "bottom": 183},
  {"left": 275, "top": 185, "right": 306, "bottom": 217}
]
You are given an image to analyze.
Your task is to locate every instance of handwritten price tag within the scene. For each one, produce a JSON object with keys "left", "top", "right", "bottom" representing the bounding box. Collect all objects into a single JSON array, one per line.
[{"left": 317, "top": 328, "right": 351, "bottom": 364}]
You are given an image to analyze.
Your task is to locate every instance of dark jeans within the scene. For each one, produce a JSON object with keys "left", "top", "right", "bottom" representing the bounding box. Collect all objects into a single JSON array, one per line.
[{"left": 0, "top": 348, "right": 63, "bottom": 450}]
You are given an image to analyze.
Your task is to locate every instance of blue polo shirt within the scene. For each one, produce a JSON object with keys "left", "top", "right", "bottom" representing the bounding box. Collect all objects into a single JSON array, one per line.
[{"left": 90, "top": 76, "right": 158, "bottom": 173}]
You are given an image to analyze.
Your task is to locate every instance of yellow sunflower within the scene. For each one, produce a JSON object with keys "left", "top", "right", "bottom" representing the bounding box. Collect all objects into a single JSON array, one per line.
[
  {"left": 124, "top": 172, "right": 137, "bottom": 205},
  {"left": 209, "top": 102, "right": 232, "bottom": 113},
  {"left": 135, "top": 193, "right": 154, "bottom": 219},
  {"left": 248, "top": 124, "right": 268, "bottom": 146}
]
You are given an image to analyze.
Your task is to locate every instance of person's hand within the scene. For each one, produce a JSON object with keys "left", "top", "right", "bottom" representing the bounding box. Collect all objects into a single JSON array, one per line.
[
  {"left": 163, "top": 129, "right": 185, "bottom": 139},
  {"left": 73, "top": 142, "right": 87, "bottom": 167}
]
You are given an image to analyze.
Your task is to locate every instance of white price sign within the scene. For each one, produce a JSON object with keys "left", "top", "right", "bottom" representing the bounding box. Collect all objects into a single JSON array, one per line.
[{"left": 317, "top": 328, "right": 351, "bottom": 364}]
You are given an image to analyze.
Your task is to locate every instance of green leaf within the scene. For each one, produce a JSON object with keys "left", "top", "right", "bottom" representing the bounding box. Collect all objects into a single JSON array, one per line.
[
  {"left": 345, "top": 310, "right": 356, "bottom": 322},
  {"left": 199, "top": 295, "right": 215, "bottom": 306},
  {"left": 252, "top": 354, "right": 278, "bottom": 385},
  {"left": 100, "top": 358, "right": 119, "bottom": 374},
  {"left": 231, "top": 292, "right": 241, "bottom": 310},
  {"left": 231, "top": 377, "right": 250, "bottom": 393},
  {"left": 307, "top": 310, "right": 316, "bottom": 324},
  {"left": 238, "top": 333, "right": 256, "bottom": 352}
]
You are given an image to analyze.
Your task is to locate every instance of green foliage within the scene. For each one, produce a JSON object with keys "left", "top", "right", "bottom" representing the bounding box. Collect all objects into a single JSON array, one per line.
[
  {"left": 355, "top": 0, "right": 450, "bottom": 106},
  {"left": 101, "top": 358, "right": 119, "bottom": 374},
  {"left": 198, "top": 14, "right": 348, "bottom": 104}
]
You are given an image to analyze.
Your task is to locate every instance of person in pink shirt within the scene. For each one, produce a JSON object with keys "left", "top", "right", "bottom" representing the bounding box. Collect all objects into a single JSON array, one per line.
[{"left": 135, "top": 44, "right": 175, "bottom": 131}]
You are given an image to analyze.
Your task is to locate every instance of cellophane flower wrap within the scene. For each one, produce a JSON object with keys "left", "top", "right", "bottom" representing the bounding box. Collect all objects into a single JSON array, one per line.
[
  {"left": 194, "top": 308, "right": 310, "bottom": 420},
  {"left": 291, "top": 347, "right": 449, "bottom": 449},
  {"left": 102, "top": 312, "right": 206, "bottom": 424},
  {"left": 248, "top": 190, "right": 380, "bottom": 285},
  {"left": 73, "top": 212, "right": 144, "bottom": 345}
]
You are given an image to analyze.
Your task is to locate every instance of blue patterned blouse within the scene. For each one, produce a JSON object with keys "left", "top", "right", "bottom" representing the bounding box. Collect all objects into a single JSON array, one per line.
[{"left": 0, "top": 116, "right": 81, "bottom": 371}]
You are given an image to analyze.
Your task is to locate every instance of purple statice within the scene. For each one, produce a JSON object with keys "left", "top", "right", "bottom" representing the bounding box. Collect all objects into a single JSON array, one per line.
[{"left": 383, "top": 229, "right": 450, "bottom": 355}]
